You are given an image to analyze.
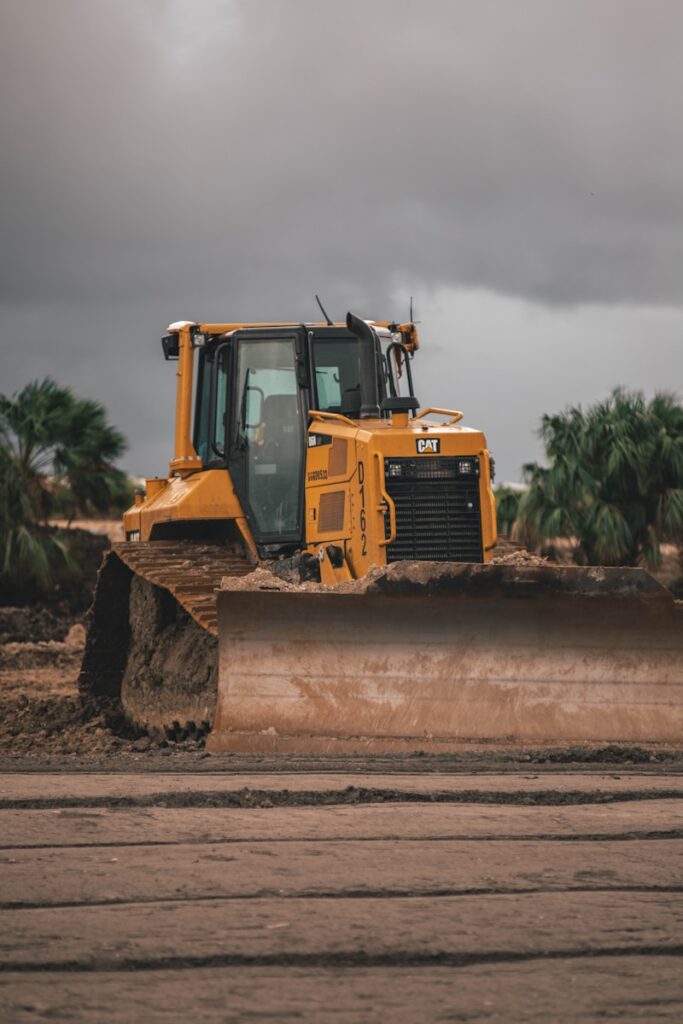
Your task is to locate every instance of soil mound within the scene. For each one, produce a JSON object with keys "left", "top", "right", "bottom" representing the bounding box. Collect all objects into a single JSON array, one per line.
[
  {"left": 0, "top": 606, "right": 74, "bottom": 644},
  {"left": 0, "top": 694, "right": 117, "bottom": 757},
  {"left": 0, "top": 527, "right": 108, "bottom": 614}
]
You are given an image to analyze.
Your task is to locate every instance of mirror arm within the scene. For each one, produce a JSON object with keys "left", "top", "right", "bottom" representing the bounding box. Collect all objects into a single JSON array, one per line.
[{"left": 386, "top": 342, "right": 416, "bottom": 402}]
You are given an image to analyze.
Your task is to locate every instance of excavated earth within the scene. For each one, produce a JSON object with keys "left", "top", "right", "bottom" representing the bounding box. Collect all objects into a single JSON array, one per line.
[
  {"left": 1, "top": 600, "right": 682, "bottom": 773},
  {"left": 2, "top": 543, "right": 683, "bottom": 771},
  {"left": 2, "top": 541, "right": 683, "bottom": 1021}
]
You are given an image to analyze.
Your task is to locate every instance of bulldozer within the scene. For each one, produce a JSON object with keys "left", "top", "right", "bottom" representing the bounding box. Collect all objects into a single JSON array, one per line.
[{"left": 79, "top": 312, "right": 682, "bottom": 752}]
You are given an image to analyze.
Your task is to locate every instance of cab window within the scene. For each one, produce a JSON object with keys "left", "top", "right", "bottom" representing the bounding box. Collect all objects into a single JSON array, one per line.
[
  {"left": 312, "top": 337, "right": 362, "bottom": 415},
  {"left": 234, "top": 337, "right": 304, "bottom": 538}
]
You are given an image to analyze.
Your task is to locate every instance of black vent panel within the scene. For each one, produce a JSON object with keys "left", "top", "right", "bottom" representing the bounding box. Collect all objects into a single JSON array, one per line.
[{"left": 384, "top": 457, "right": 483, "bottom": 563}]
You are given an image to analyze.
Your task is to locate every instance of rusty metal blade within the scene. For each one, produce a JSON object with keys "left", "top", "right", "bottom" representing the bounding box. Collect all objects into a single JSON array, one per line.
[{"left": 211, "top": 562, "right": 683, "bottom": 753}]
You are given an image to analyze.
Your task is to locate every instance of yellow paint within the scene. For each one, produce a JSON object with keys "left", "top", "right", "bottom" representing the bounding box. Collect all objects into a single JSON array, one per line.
[
  {"left": 123, "top": 469, "right": 258, "bottom": 558},
  {"left": 126, "top": 319, "right": 496, "bottom": 573},
  {"left": 304, "top": 414, "right": 496, "bottom": 572},
  {"left": 169, "top": 324, "right": 202, "bottom": 475}
]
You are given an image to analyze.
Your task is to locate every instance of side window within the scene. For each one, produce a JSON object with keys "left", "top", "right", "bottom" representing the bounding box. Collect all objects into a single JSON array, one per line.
[
  {"left": 315, "top": 367, "right": 342, "bottom": 410},
  {"left": 213, "top": 346, "right": 229, "bottom": 455},
  {"left": 194, "top": 350, "right": 212, "bottom": 464},
  {"left": 194, "top": 347, "right": 230, "bottom": 464},
  {"left": 312, "top": 339, "right": 362, "bottom": 414}
]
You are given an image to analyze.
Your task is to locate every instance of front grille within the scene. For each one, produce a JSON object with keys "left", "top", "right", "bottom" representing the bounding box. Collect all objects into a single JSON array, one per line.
[{"left": 384, "top": 457, "right": 483, "bottom": 563}]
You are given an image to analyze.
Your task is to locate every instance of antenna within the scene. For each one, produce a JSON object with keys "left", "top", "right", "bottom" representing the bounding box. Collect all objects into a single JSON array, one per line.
[
  {"left": 409, "top": 295, "right": 414, "bottom": 323},
  {"left": 315, "top": 295, "right": 334, "bottom": 326}
]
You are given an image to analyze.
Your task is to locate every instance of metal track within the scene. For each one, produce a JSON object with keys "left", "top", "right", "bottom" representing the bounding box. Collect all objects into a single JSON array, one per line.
[{"left": 112, "top": 541, "right": 254, "bottom": 636}]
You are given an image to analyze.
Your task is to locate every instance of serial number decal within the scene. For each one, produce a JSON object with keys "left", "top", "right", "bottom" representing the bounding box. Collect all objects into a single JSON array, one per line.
[
  {"left": 358, "top": 459, "right": 367, "bottom": 556},
  {"left": 416, "top": 437, "right": 440, "bottom": 454},
  {"left": 307, "top": 469, "right": 328, "bottom": 482},
  {"left": 307, "top": 433, "right": 332, "bottom": 448}
]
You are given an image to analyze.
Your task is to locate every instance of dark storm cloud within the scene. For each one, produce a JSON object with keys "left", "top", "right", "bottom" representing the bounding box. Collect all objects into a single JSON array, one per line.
[
  {"left": 1, "top": 0, "right": 682, "bottom": 479},
  {"left": 3, "top": 0, "right": 683, "bottom": 311}
]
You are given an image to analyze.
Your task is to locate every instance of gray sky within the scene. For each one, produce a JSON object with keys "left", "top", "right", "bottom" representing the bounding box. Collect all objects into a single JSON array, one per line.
[{"left": 1, "top": 0, "right": 682, "bottom": 481}]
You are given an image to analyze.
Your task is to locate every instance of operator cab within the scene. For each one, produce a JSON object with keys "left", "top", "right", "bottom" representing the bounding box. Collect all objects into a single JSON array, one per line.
[{"left": 186, "top": 320, "right": 418, "bottom": 554}]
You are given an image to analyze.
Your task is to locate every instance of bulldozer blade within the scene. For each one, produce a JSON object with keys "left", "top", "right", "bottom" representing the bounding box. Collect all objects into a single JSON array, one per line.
[{"left": 209, "top": 562, "right": 683, "bottom": 753}]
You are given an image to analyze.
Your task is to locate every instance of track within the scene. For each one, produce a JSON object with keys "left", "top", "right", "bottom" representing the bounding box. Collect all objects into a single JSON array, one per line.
[
  {"left": 79, "top": 541, "right": 253, "bottom": 734},
  {"left": 113, "top": 541, "right": 253, "bottom": 635}
]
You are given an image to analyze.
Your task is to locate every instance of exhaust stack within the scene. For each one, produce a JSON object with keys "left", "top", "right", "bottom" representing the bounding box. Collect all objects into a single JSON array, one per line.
[{"left": 346, "top": 311, "right": 380, "bottom": 419}]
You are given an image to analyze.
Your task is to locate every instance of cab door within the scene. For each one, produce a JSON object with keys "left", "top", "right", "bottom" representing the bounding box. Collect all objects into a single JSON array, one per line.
[{"left": 229, "top": 331, "right": 308, "bottom": 548}]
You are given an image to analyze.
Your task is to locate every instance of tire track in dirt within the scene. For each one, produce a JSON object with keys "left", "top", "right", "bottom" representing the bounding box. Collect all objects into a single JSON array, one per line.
[
  {"left": 4, "top": 829, "right": 683, "bottom": 851},
  {"left": 3, "top": 786, "right": 683, "bottom": 810},
  {"left": 5, "top": 883, "right": 683, "bottom": 913},
  {"left": 3, "top": 945, "right": 683, "bottom": 974}
]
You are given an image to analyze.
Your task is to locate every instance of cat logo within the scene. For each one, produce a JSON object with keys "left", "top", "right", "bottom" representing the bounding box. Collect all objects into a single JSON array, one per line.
[{"left": 416, "top": 437, "right": 440, "bottom": 454}]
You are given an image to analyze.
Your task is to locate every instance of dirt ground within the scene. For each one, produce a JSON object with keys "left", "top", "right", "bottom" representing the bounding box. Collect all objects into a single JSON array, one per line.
[
  {"left": 3, "top": 597, "right": 682, "bottom": 773},
  {"left": 2, "top": 614, "right": 683, "bottom": 1022},
  {"left": 1, "top": 769, "right": 682, "bottom": 1021},
  {"left": 1, "top": 531, "right": 682, "bottom": 1020}
]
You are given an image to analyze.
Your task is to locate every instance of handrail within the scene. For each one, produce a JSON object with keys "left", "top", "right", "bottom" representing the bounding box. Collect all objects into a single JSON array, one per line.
[
  {"left": 308, "top": 409, "right": 358, "bottom": 428},
  {"left": 374, "top": 452, "right": 397, "bottom": 546},
  {"left": 414, "top": 406, "right": 464, "bottom": 426}
]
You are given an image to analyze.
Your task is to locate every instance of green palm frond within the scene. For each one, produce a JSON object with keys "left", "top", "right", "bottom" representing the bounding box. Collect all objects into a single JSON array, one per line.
[
  {"left": 657, "top": 488, "right": 683, "bottom": 538},
  {"left": 0, "top": 378, "right": 128, "bottom": 589},
  {"left": 508, "top": 387, "right": 682, "bottom": 567}
]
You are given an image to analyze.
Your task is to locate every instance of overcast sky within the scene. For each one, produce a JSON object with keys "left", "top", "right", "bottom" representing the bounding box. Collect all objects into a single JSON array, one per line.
[{"left": 1, "top": 0, "right": 682, "bottom": 482}]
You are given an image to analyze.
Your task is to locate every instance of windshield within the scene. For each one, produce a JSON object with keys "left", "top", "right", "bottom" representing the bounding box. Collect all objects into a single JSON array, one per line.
[{"left": 311, "top": 333, "right": 407, "bottom": 415}]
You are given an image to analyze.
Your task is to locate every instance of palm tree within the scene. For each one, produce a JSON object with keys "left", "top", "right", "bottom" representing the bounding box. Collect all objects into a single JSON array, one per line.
[
  {"left": 516, "top": 388, "right": 683, "bottom": 568},
  {"left": 0, "top": 379, "right": 128, "bottom": 586},
  {"left": 494, "top": 485, "right": 523, "bottom": 537}
]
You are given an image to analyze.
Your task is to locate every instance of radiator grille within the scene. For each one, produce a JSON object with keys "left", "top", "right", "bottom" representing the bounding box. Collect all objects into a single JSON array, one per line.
[
  {"left": 328, "top": 438, "right": 348, "bottom": 477},
  {"left": 384, "top": 457, "right": 483, "bottom": 563},
  {"left": 318, "top": 490, "right": 345, "bottom": 533}
]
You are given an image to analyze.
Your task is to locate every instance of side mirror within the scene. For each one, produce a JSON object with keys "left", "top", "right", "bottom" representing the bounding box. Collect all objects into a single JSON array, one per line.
[{"left": 161, "top": 334, "right": 179, "bottom": 360}]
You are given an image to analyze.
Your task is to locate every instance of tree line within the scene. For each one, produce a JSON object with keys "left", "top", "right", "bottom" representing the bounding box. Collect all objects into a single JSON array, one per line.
[
  {"left": 1, "top": 379, "right": 681, "bottom": 592},
  {"left": 0, "top": 379, "right": 133, "bottom": 588},
  {"left": 496, "top": 388, "right": 683, "bottom": 569}
]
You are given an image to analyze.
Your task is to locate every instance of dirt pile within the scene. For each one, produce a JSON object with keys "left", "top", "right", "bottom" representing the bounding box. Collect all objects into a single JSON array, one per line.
[
  {"left": 0, "top": 629, "right": 84, "bottom": 699},
  {"left": 0, "top": 622, "right": 115, "bottom": 756},
  {"left": 220, "top": 553, "right": 656, "bottom": 599},
  {"left": 0, "top": 605, "right": 76, "bottom": 644},
  {"left": 0, "top": 632, "right": 206, "bottom": 759},
  {"left": 0, "top": 694, "right": 117, "bottom": 757},
  {"left": 491, "top": 548, "right": 549, "bottom": 567},
  {"left": 0, "top": 689, "right": 210, "bottom": 758},
  {"left": 0, "top": 524, "right": 130, "bottom": 757}
]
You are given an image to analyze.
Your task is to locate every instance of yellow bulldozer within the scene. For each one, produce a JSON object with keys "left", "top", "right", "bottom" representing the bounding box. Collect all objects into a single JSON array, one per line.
[{"left": 79, "top": 313, "right": 682, "bottom": 752}]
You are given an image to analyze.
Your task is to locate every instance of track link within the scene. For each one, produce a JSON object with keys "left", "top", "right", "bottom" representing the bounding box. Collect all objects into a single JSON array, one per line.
[
  {"left": 112, "top": 541, "right": 253, "bottom": 635},
  {"left": 79, "top": 540, "right": 255, "bottom": 734}
]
